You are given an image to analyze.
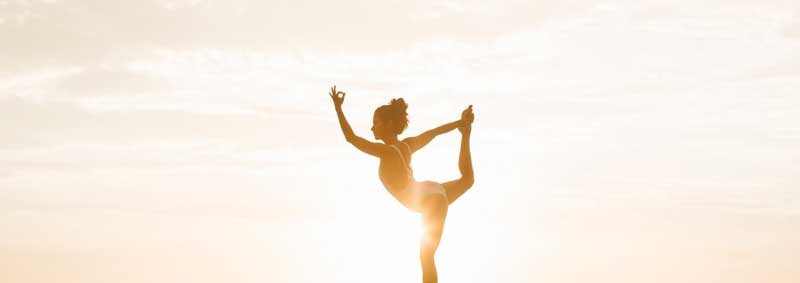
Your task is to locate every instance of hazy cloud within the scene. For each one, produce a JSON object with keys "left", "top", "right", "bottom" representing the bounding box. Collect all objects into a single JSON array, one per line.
[
  {"left": 0, "top": 95, "right": 316, "bottom": 149},
  {"left": 51, "top": 65, "right": 172, "bottom": 96}
]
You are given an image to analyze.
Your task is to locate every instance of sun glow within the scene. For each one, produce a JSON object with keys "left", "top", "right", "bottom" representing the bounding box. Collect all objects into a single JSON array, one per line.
[
  {"left": 328, "top": 196, "right": 423, "bottom": 283},
  {"left": 321, "top": 149, "right": 498, "bottom": 282}
]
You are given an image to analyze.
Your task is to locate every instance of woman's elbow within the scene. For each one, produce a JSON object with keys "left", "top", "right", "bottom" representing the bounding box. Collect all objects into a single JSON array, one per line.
[{"left": 345, "top": 134, "right": 358, "bottom": 144}]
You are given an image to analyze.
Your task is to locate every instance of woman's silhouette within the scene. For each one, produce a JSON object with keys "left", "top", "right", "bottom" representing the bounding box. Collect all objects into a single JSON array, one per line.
[{"left": 329, "top": 85, "right": 474, "bottom": 283}]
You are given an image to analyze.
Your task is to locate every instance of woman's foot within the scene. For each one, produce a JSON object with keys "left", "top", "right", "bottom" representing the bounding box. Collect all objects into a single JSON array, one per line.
[{"left": 458, "top": 105, "right": 473, "bottom": 135}]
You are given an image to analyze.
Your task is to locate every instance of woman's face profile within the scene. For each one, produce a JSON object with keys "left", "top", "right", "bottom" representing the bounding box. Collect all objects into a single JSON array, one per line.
[{"left": 371, "top": 114, "right": 389, "bottom": 141}]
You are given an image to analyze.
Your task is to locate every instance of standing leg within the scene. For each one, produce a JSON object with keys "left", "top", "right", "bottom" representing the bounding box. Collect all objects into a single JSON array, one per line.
[{"left": 420, "top": 194, "right": 448, "bottom": 283}]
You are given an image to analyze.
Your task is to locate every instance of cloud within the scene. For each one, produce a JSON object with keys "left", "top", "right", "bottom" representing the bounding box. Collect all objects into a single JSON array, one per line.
[
  {"left": 0, "top": 95, "right": 320, "bottom": 149},
  {"left": 51, "top": 65, "right": 172, "bottom": 96},
  {"left": 3, "top": 1, "right": 799, "bottom": 177},
  {"left": 0, "top": 0, "right": 574, "bottom": 74},
  {"left": 5, "top": 0, "right": 797, "bottom": 149}
]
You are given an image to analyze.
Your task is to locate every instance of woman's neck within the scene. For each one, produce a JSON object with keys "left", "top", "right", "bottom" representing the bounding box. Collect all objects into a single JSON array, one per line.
[{"left": 383, "top": 136, "right": 399, "bottom": 144}]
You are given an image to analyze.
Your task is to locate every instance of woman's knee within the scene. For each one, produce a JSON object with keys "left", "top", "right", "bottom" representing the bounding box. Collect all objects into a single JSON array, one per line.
[
  {"left": 420, "top": 245, "right": 436, "bottom": 259},
  {"left": 462, "top": 176, "right": 474, "bottom": 189}
]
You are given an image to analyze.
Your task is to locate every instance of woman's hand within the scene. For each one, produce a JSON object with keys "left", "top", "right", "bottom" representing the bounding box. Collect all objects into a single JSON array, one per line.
[
  {"left": 329, "top": 85, "right": 346, "bottom": 108},
  {"left": 459, "top": 105, "right": 474, "bottom": 134}
]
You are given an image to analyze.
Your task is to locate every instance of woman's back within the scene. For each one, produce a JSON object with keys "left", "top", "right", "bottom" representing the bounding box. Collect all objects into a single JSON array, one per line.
[{"left": 378, "top": 141, "right": 414, "bottom": 194}]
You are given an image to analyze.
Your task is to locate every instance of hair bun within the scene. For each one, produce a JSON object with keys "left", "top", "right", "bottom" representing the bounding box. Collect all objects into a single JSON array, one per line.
[
  {"left": 377, "top": 98, "right": 410, "bottom": 135},
  {"left": 390, "top": 98, "right": 408, "bottom": 113}
]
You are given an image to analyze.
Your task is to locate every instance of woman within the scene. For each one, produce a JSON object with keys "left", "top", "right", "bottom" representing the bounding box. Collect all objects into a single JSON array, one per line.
[{"left": 328, "top": 85, "right": 475, "bottom": 283}]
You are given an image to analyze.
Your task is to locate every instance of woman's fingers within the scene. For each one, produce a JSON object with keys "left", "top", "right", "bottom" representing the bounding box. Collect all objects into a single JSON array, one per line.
[
  {"left": 463, "top": 105, "right": 474, "bottom": 123},
  {"left": 328, "top": 85, "right": 346, "bottom": 105},
  {"left": 462, "top": 106, "right": 473, "bottom": 118}
]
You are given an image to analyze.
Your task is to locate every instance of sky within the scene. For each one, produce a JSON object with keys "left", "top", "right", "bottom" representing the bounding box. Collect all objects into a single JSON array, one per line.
[{"left": 1, "top": 0, "right": 799, "bottom": 282}]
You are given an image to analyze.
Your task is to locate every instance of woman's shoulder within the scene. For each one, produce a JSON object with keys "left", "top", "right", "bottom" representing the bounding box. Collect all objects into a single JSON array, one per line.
[{"left": 398, "top": 140, "right": 412, "bottom": 155}]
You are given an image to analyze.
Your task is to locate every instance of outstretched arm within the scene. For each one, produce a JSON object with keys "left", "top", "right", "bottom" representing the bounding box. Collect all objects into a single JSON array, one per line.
[
  {"left": 329, "top": 85, "right": 391, "bottom": 158},
  {"left": 403, "top": 105, "right": 473, "bottom": 153},
  {"left": 403, "top": 120, "right": 463, "bottom": 153}
]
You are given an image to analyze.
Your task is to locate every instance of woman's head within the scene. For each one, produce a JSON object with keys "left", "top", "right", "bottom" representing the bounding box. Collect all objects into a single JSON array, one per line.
[{"left": 371, "top": 98, "right": 409, "bottom": 141}]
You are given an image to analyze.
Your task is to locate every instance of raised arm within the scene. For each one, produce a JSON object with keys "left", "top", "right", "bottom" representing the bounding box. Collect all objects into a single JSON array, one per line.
[
  {"left": 403, "top": 105, "right": 473, "bottom": 153},
  {"left": 329, "top": 85, "right": 391, "bottom": 158}
]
